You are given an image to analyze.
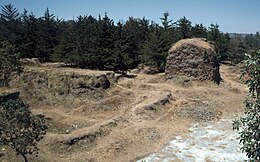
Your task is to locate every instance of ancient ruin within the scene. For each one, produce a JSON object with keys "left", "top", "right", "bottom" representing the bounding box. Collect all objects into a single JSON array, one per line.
[{"left": 165, "top": 38, "right": 221, "bottom": 84}]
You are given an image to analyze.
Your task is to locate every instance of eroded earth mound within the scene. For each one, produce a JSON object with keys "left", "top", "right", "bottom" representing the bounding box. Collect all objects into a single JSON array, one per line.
[{"left": 165, "top": 38, "right": 221, "bottom": 84}]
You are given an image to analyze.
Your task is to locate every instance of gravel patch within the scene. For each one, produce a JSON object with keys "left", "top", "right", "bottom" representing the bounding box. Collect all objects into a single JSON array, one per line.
[{"left": 137, "top": 119, "right": 247, "bottom": 162}]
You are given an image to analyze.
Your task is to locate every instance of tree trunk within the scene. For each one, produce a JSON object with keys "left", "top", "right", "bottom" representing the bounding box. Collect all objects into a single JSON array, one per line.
[{"left": 21, "top": 154, "right": 28, "bottom": 162}]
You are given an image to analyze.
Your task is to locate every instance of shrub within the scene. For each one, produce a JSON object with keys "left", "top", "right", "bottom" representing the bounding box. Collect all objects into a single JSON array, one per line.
[
  {"left": 0, "top": 99, "right": 47, "bottom": 162},
  {"left": 0, "top": 41, "right": 22, "bottom": 87},
  {"left": 233, "top": 50, "right": 260, "bottom": 161}
]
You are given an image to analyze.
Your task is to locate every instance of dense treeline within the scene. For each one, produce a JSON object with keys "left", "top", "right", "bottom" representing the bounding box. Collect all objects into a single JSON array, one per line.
[{"left": 0, "top": 4, "right": 260, "bottom": 71}]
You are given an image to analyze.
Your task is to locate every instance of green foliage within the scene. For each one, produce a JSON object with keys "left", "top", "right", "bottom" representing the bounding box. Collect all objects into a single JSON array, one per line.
[
  {"left": 0, "top": 4, "right": 22, "bottom": 46},
  {"left": 241, "top": 51, "right": 260, "bottom": 97},
  {"left": 96, "top": 13, "right": 117, "bottom": 69},
  {"left": 176, "top": 16, "right": 192, "bottom": 39},
  {"left": 256, "top": 32, "right": 260, "bottom": 47},
  {"left": 227, "top": 32, "right": 260, "bottom": 64},
  {"left": 228, "top": 34, "right": 247, "bottom": 64},
  {"left": 19, "top": 9, "right": 38, "bottom": 58},
  {"left": 0, "top": 41, "right": 21, "bottom": 87},
  {"left": 160, "top": 11, "right": 172, "bottom": 30},
  {"left": 122, "top": 17, "right": 150, "bottom": 67},
  {"left": 112, "top": 21, "right": 134, "bottom": 71},
  {"left": 0, "top": 99, "right": 47, "bottom": 162},
  {"left": 141, "top": 12, "right": 175, "bottom": 71},
  {"left": 191, "top": 23, "right": 207, "bottom": 38},
  {"left": 141, "top": 23, "right": 173, "bottom": 71},
  {"left": 141, "top": 25, "right": 164, "bottom": 69},
  {"left": 233, "top": 50, "right": 260, "bottom": 161},
  {"left": 207, "top": 24, "right": 231, "bottom": 61},
  {"left": 1, "top": 3, "right": 259, "bottom": 70},
  {"left": 0, "top": 4, "right": 19, "bottom": 21},
  {"left": 36, "top": 8, "right": 60, "bottom": 62},
  {"left": 53, "top": 15, "right": 149, "bottom": 70}
]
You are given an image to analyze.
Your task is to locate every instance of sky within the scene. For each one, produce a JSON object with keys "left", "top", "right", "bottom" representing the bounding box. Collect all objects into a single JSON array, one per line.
[{"left": 1, "top": 0, "right": 259, "bottom": 33}]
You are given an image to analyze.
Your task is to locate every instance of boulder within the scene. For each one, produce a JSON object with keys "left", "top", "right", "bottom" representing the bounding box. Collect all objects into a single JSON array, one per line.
[{"left": 165, "top": 38, "right": 221, "bottom": 84}]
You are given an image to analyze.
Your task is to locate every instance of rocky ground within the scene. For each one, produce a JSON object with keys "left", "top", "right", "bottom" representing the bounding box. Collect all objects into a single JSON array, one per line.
[
  {"left": 138, "top": 119, "right": 247, "bottom": 162},
  {"left": 0, "top": 63, "right": 247, "bottom": 162}
]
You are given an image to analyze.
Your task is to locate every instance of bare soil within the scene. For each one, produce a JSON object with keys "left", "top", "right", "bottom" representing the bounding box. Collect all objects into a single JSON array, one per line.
[{"left": 0, "top": 64, "right": 247, "bottom": 162}]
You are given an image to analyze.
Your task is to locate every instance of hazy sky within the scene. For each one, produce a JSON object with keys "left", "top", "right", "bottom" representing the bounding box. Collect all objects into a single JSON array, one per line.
[{"left": 1, "top": 0, "right": 259, "bottom": 33}]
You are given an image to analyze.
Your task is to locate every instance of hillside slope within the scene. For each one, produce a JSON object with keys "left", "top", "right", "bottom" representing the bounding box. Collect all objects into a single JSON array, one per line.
[{"left": 0, "top": 64, "right": 246, "bottom": 162}]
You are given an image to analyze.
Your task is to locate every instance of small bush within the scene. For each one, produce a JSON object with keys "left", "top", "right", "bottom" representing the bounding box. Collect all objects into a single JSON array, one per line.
[
  {"left": 0, "top": 41, "right": 22, "bottom": 87},
  {"left": 233, "top": 50, "right": 260, "bottom": 161},
  {"left": 0, "top": 99, "right": 47, "bottom": 162}
]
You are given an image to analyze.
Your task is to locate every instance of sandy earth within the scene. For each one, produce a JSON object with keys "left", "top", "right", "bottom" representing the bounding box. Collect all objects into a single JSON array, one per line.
[{"left": 0, "top": 64, "right": 248, "bottom": 162}]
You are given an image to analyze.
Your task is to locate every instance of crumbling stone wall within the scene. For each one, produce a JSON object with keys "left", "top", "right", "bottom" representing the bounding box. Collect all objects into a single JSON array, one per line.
[{"left": 165, "top": 38, "right": 221, "bottom": 84}]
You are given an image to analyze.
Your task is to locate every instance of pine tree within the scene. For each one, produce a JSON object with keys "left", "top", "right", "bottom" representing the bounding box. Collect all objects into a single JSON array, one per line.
[
  {"left": 254, "top": 31, "right": 260, "bottom": 49},
  {"left": 95, "top": 13, "right": 116, "bottom": 69},
  {"left": 123, "top": 17, "right": 149, "bottom": 67},
  {"left": 112, "top": 21, "right": 133, "bottom": 71},
  {"left": 36, "top": 8, "right": 59, "bottom": 62},
  {"left": 142, "top": 25, "right": 164, "bottom": 70},
  {"left": 207, "top": 24, "right": 230, "bottom": 61},
  {"left": 20, "top": 9, "right": 38, "bottom": 58},
  {"left": 244, "top": 34, "right": 254, "bottom": 51},
  {"left": 228, "top": 34, "right": 247, "bottom": 64},
  {"left": 191, "top": 23, "right": 207, "bottom": 38},
  {"left": 0, "top": 4, "right": 22, "bottom": 45},
  {"left": 176, "top": 16, "right": 192, "bottom": 39},
  {"left": 160, "top": 11, "right": 172, "bottom": 30},
  {"left": 141, "top": 18, "right": 173, "bottom": 71},
  {"left": 53, "top": 20, "right": 79, "bottom": 64}
]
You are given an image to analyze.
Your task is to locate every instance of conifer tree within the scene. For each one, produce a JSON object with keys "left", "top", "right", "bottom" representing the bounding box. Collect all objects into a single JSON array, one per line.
[
  {"left": 20, "top": 9, "right": 38, "bottom": 58},
  {"left": 176, "top": 16, "right": 192, "bottom": 39},
  {"left": 191, "top": 23, "right": 207, "bottom": 38},
  {"left": 160, "top": 11, "right": 172, "bottom": 30},
  {"left": 36, "top": 8, "right": 59, "bottom": 62},
  {"left": 207, "top": 24, "right": 230, "bottom": 61},
  {"left": 0, "top": 4, "right": 21, "bottom": 46},
  {"left": 142, "top": 25, "right": 165, "bottom": 70}
]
